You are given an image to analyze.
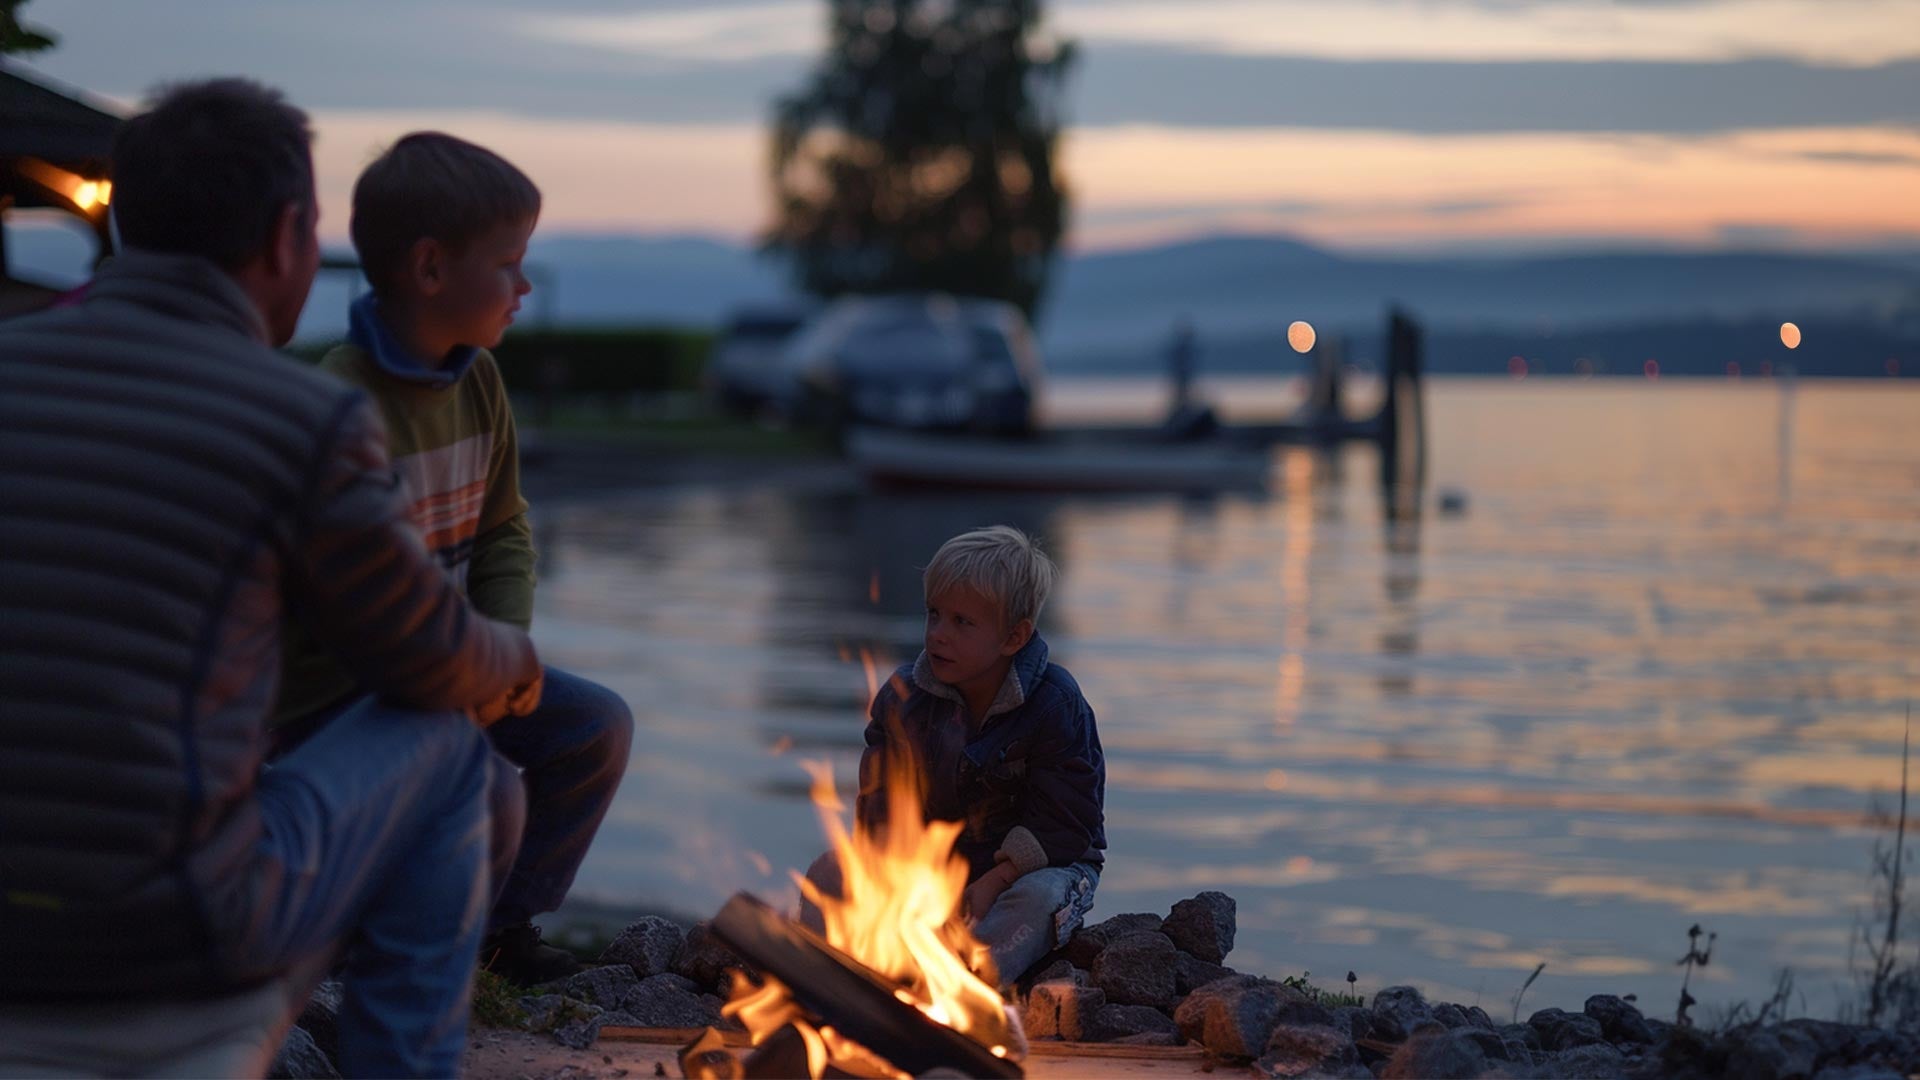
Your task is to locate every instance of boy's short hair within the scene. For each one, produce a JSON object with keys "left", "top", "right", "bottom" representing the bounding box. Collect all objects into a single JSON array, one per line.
[
  {"left": 924, "top": 526, "right": 1057, "bottom": 629},
  {"left": 350, "top": 132, "right": 541, "bottom": 294},
  {"left": 111, "top": 78, "right": 314, "bottom": 272}
]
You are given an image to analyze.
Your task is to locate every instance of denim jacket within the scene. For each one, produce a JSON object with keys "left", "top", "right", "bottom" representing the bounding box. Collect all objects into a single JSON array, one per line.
[{"left": 855, "top": 634, "right": 1106, "bottom": 882}]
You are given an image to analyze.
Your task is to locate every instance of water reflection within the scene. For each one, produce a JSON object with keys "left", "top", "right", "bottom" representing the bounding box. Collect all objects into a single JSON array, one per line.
[{"left": 532, "top": 381, "right": 1920, "bottom": 1018}]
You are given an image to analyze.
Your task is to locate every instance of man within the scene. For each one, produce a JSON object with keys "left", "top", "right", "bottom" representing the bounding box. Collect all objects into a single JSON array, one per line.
[{"left": 0, "top": 78, "right": 538, "bottom": 1076}]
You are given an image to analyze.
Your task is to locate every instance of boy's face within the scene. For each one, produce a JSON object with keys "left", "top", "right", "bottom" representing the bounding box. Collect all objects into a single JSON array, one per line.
[
  {"left": 413, "top": 215, "right": 535, "bottom": 349},
  {"left": 924, "top": 584, "right": 1030, "bottom": 689}
]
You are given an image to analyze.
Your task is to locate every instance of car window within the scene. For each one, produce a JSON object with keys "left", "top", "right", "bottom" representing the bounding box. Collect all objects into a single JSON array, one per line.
[
  {"left": 839, "top": 314, "right": 966, "bottom": 374},
  {"left": 724, "top": 314, "right": 804, "bottom": 341}
]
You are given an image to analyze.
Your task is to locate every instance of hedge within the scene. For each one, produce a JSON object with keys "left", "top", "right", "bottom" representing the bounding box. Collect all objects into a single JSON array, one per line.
[{"left": 286, "top": 326, "right": 715, "bottom": 397}]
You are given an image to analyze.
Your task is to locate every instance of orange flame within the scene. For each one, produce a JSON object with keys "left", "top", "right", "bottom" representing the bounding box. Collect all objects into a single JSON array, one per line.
[{"left": 724, "top": 658, "right": 1014, "bottom": 1076}]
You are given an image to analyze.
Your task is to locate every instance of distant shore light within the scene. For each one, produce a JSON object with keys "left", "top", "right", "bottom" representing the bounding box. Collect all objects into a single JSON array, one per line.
[
  {"left": 1780, "top": 322, "right": 1802, "bottom": 349},
  {"left": 1287, "top": 320, "right": 1316, "bottom": 354}
]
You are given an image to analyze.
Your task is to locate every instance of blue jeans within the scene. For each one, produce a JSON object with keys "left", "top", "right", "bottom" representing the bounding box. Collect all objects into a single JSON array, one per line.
[
  {"left": 801, "top": 855, "right": 1099, "bottom": 987},
  {"left": 275, "top": 666, "right": 634, "bottom": 933},
  {"left": 244, "top": 699, "right": 523, "bottom": 1077},
  {"left": 481, "top": 667, "right": 635, "bottom": 930},
  {"left": 972, "top": 863, "right": 1101, "bottom": 986}
]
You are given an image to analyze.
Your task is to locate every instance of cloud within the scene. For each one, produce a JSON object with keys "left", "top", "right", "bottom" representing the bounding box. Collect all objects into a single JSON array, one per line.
[
  {"left": 521, "top": 0, "right": 1920, "bottom": 68},
  {"left": 525, "top": 2, "right": 820, "bottom": 65},
  {"left": 28, "top": 0, "right": 1920, "bottom": 135},
  {"left": 1795, "top": 148, "right": 1920, "bottom": 167},
  {"left": 1060, "top": 0, "right": 1920, "bottom": 67},
  {"left": 1072, "top": 49, "right": 1920, "bottom": 134}
]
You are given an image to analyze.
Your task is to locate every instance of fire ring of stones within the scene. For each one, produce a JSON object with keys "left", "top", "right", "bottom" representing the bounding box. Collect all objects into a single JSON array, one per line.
[{"left": 266, "top": 894, "right": 1920, "bottom": 1079}]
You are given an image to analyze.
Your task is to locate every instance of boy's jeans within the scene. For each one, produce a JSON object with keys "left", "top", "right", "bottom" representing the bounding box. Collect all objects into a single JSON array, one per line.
[
  {"left": 802, "top": 855, "right": 1100, "bottom": 986},
  {"left": 972, "top": 863, "right": 1101, "bottom": 986},
  {"left": 477, "top": 667, "right": 634, "bottom": 930},
  {"left": 276, "top": 666, "right": 635, "bottom": 933},
  {"left": 245, "top": 699, "right": 522, "bottom": 1077}
]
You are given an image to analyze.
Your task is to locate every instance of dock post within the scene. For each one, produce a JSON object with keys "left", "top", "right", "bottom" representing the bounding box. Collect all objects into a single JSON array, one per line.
[{"left": 1379, "top": 307, "right": 1427, "bottom": 504}]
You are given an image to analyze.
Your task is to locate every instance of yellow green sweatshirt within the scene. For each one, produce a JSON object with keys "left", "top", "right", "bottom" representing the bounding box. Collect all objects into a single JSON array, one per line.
[{"left": 272, "top": 296, "right": 535, "bottom": 727}]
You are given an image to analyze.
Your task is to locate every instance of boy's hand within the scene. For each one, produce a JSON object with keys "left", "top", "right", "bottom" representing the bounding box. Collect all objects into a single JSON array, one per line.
[
  {"left": 962, "top": 863, "right": 1020, "bottom": 923},
  {"left": 505, "top": 669, "right": 544, "bottom": 715},
  {"left": 469, "top": 670, "right": 545, "bottom": 727}
]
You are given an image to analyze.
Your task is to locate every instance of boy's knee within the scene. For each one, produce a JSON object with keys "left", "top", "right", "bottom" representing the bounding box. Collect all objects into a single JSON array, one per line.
[
  {"left": 555, "top": 673, "right": 635, "bottom": 762},
  {"left": 998, "top": 866, "right": 1072, "bottom": 907},
  {"left": 486, "top": 752, "right": 528, "bottom": 885}
]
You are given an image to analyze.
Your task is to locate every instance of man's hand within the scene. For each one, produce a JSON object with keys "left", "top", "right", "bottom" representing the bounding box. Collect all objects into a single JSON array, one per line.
[
  {"left": 962, "top": 863, "right": 1020, "bottom": 923},
  {"left": 470, "top": 670, "right": 545, "bottom": 727}
]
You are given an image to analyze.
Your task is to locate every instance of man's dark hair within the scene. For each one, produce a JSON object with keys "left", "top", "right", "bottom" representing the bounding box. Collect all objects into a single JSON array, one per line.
[
  {"left": 351, "top": 132, "right": 541, "bottom": 295},
  {"left": 110, "top": 78, "right": 315, "bottom": 271}
]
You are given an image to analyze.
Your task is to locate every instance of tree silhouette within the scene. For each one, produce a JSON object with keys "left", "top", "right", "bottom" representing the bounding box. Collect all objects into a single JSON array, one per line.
[
  {"left": 767, "top": 0, "right": 1074, "bottom": 318},
  {"left": 1, "top": 0, "right": 57, "bottom": 56}
]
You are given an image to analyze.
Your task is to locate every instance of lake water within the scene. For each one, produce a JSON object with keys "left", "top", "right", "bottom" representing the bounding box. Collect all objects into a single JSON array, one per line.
[{"left": 528, "top": 377, "right": 1920, "bottom": 1021}]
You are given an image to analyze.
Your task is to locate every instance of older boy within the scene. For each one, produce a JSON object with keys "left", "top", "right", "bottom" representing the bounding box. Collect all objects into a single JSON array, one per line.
[
  {"left": 273, "top": 132, "right": 633, "bottom": 986},
  {"left": 840, "top": 526, "right": 1106, "bottom": 986}
]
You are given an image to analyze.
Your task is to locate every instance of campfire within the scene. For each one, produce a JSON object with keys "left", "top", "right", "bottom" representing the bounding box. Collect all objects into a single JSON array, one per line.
[{"left": 704, "top": 653, "right": 1022, "bottom": 1079}]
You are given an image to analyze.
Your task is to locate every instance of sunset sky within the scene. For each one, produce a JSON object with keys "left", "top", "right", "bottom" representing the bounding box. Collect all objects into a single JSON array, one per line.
[{"left": 20, "top": 0, "right": 1920, "bottom": 252}]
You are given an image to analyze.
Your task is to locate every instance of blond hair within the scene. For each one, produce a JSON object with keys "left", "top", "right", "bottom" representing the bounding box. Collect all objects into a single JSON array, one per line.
[{"left": 923, "top": 526, "right": 1057, "bottom": 629}]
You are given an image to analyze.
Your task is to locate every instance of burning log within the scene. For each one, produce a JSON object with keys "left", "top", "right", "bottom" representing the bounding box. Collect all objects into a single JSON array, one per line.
[{"left": 711, "top": 893, "right": 1022, "bottom": 1079}]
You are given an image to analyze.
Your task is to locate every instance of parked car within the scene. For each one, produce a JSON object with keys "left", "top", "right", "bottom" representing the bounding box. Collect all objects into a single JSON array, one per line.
[
  {"left": 783, "top": 293, "right": 1042, "bottom": 436},
  {"left": 708, "top": 305, "right": 808, "bottom": 416}
]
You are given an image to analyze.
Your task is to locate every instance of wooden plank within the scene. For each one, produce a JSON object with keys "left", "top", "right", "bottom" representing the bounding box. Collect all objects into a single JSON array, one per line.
[
  {"left": 599, "top": 1028, "right": 1209, "bottom": 1064},
  {"left": 600, "top": 1026, "right": 752, "bottom": 1047},
  {"left": 1027, "top": 1042, "right": 1203, "bottom": 1061},
  {"left": 710, "top": 892, "right": 1022, "bottom": 1080}
]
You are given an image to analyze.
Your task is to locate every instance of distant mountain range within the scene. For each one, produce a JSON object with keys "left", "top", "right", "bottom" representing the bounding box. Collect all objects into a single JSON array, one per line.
[{"left": 8, "top": 224, "right": 1917, "bottom": 375}]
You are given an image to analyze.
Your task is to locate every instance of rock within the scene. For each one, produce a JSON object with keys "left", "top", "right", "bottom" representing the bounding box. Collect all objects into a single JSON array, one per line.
[
  {"left": 1163, "top": 892, "right": 1237, "bottom": 964},
  {"left": 1369, "top": 985, "right": 1435, "bottom": 1042},
  {"left": 1527, "top": 1007, "right": 1606, "bottom": 1052},
  {"left": 1535, "top": 1041, "right": 1628, "bottom": 1079},
  {"left": 1725, "top": 1026, "right": 1820, "bottom": 1080},
  {"left": 1842, "top": 1026, "right": 1917, "bottom": 1067},
  {"left": 268, "top": 1026, "right": 340, "bottom": 1080},
  {"left": 1085, "top": 1004, "right": 1182, "bottom": 1043},
  {"left": 1022, "top": 958, "right": 1089, "bottom": 992},
  {"left": 1811, "top": 1066, "right": 1905, "bottom": 1080},
  {"left": 552, "top": 1003, "right": 607, "bottom": 1051},
  {"left": 1331, "top": 1006, "right": 1379, "bottom": 1043},
  {"left": 1173, "top": 974, "right": 1307, "bottom": 1060},
  {"left": 1092, "top": 931, "right": 1180, "bottom": 1009},
  {"left": 1778, "top": 1019, "right": 1864, "bottom": 1061},
  {"left": 1381, "top": 1029, "right": 1487, "bottom": 1079},
  {"left": 297, "top": 980, "right": 343, "bottom": 1064},
  {"left": 1024, "top": 979, "right": 1106, "bottom": 1041},
  {"left": 1491, "top": 1022, "right": 1541, "bottom": 1067},
  {"left": 1272, "top": 999, "right": 1340, "bottom": 1032},
  {"left": 1063, "top": 913, "right": 1164, "bottom": 969},
  {"left": 517, "top": 994, "right": 568, "bottom": 1031},
  {"left": 1583, "top": 995, "right": 1654, "bottom": 1045},
  {"left": 1431, "top": 1003, "right": 1470, "bottom": 1029},
  {"left": 554, "top": 965, "right": 642, "bottom": 1011},
  {"left": 1463, "top": 1005, "right": 1497, "bottom": 1031},
  {"left": 1115, "top": 1031, "right": 1183, "bottom": 1048},
  {"left": 670, "top": 921, "right": 747, "bottom": 993},
  {"left": 1260, "top": 1023, "right": 1362, "bottom": 1078},
  {"left": 1501, "top": 1022, "right": 1543, "bottom": 1052},
  {"left": 1175, "top": 953, "right": 1237, "bottom": 995},
  {"left": 599, "top": 916, "right": 686, "bottom": 979},
  {"left": 1456, "top": 1028, "right": 1514, "bottom": 1063},
  {"left": 620, "top": 973, "right": 725, "bottom": 1029}
]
